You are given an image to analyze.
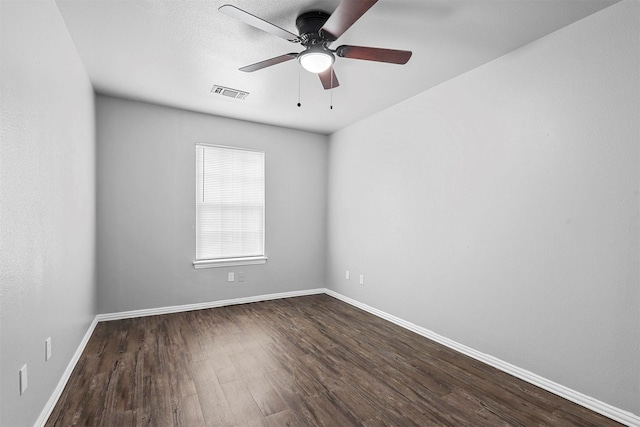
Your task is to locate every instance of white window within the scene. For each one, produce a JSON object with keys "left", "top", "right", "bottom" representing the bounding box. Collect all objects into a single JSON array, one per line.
[{"left": 193, "top": 144, "right": 266, "bottom": 268}]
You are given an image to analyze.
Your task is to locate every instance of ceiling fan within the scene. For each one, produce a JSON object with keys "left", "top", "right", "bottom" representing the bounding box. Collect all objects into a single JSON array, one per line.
[{"left": 219, "top": 0, "right": 412, "bottom": 90}]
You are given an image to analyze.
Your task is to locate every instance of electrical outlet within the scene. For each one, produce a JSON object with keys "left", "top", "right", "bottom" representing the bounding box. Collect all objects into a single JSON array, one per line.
[
  {"left": 45, "top": 337, "right": 52, "bottom": 361},
  {"left": 19, "top": 364, "right": 27, "bottom": 395},
  {"left": 345, "top": 270, "right": 350, "bottom": 280},
  {"left": 228, "top": 272, "right": 235, "bottom": 282},
  {"left": 359, "top": 274, "right": 364, "bottom": 285},
  {"left": 238, "top": 272, "right": 245, "bottom": 282}
]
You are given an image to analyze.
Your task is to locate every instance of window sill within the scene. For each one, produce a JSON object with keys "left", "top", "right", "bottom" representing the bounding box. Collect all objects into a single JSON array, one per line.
[{"left": 193, "top": 256, "right": 268, "bottom": 269}]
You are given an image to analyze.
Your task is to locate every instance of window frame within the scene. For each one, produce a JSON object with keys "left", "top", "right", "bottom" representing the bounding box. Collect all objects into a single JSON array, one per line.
[{"left": 192, "top": 143, "right": 267, "bottom": 269}]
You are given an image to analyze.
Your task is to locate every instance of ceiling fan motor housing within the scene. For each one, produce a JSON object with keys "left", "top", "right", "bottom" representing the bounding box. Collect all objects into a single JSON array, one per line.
[{"left": 296, "top": 11, "right": 331, "bottom": 46}]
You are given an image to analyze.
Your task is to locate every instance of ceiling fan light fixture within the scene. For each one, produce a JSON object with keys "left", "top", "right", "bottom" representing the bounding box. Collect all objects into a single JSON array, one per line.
[{"left": 298, "top": 47, "right": 334, "bottom": 73}]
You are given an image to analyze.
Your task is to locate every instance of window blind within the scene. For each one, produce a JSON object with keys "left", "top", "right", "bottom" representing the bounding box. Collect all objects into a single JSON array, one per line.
[{"left": 196, "top": 144, "right": 265, "bottom": 261}]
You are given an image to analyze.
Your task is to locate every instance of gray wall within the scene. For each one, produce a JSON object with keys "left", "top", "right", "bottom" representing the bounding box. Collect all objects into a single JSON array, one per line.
[
  {"left": 0, "top": 1, "right": 97, "bottom": 426},
  {"left": 327, "top": 0, "right": 639, "bottom": 415},
  {"left": 96, "top": 96, "right": 327, "bottom": 313}
]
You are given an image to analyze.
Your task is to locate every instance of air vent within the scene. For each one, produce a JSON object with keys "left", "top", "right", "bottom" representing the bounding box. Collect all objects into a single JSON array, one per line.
[{"left": 211, "top": 85, "right": 249, "bottom": 100}]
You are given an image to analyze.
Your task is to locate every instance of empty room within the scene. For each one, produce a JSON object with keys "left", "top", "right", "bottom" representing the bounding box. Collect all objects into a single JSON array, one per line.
[{"left": 1, "top": 0, "right": 638, "bottom": 426}]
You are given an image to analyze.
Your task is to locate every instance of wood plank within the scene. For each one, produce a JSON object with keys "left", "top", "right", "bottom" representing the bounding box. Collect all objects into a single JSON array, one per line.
[
  {"left": 219, "top": 379, "right": 266, "bottom": 424},
  {"left": 243, "top": 373, "right": 288, "bottom": 417},
  {"left": 265, "top": 409, "right": 302, "bottom": 427}
]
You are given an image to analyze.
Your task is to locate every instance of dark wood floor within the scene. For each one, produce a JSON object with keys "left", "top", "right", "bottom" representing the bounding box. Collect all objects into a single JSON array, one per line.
[{"left": 46, "top": 294, "right": 621, "bottom": 426}]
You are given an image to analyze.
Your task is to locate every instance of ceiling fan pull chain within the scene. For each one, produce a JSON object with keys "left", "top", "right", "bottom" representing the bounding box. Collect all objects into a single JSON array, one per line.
[
  {"left": 297, "top": 66, "right": 302, "bottom": 107},
  {"left": 330, "top": 65, "right": 334, "bottom": 110}
]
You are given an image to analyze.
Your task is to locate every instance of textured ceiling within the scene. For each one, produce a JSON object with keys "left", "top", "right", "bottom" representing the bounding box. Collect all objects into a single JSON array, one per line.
[{"left": 55, "top": 0, "right": 617, "bottom": 135}]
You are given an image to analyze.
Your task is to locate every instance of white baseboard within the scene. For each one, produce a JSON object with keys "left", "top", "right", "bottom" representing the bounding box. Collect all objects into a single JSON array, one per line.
[
  {"left": 36, "top": 288, "right": 639, "bottom": 427},
  {"left": 33, "top": 316, "right": 99, "bottom": 427},
  {"left": 96, "top": 288, "right": 326, "bottom": 322},
  {"left": 324, "top": 289, "right": 640, "bottom": 427}
]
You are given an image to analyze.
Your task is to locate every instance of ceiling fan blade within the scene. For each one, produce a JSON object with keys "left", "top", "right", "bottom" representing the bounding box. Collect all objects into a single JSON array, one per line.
[
  {"left": 219, "top": 5, "right": 300, "bottom": 43},
  {"left": 336, "top": 45, "right": 412, "bottom": 64},
  {"left": 239, "top": 53, "right": 298, "bottom": 72},
  {"left": 318, "top": 67, "right": 339, "bottom": 90},
  {"left": 320, "top": 0, "right": 378, "bottom": 41}
]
